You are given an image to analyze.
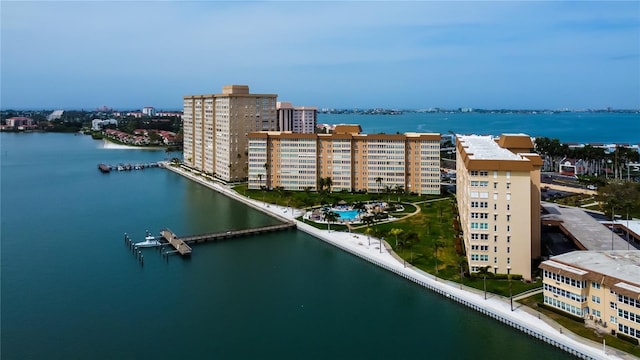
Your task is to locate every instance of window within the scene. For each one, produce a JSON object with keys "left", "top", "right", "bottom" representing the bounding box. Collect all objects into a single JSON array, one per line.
[
  {"left": 592, "top": 282, "right": 601, "bottom": 289},
  {"left": 506, "top": 182, "right": 511, "bottom": 189},
  {"left": 507, "top": 215, "right": 511, "bottom": 222},
  {"left": 610, "top": 302, "right": 617, "bottom": 310},
  {"left": 592, "top": 295, "right": 601, "bottom": 304},
  {"left": 507, "top": 247, "right": 510, "bottom": 253},
  {"left": 507, "top": 236, "right": 511, "bottom": 243},
  {"left": 493, "top": 182, "right": 497, "bottom": 189}
]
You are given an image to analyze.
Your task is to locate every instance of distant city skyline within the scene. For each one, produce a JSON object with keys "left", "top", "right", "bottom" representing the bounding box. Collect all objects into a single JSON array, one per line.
[{"left": 1, "top": 1, "right": 638, "bottom": 110}]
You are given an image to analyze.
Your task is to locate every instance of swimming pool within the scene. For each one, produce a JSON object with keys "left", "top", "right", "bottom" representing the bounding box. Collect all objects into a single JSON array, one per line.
[{"left": 334, "top": 209, "right": 360, "bottom": 221}]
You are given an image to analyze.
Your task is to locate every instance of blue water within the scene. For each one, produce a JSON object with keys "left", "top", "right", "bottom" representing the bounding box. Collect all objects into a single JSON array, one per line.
[
  {"left": 319, "top": 112, "right": 640, "bottom": 144},
  {"left": 334, "top": 209, "right": 359, "bottom": 221},
  {"left": 1, "top": 132, "right": 573, "bottom": 359}
]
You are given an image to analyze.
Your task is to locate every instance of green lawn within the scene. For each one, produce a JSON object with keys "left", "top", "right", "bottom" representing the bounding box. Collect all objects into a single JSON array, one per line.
[
  {"left": 234, "top": 184, "right": 545, "bottom": 297},
  {"left": 519, "top": 294, "right": 640, "bottom": 357}
]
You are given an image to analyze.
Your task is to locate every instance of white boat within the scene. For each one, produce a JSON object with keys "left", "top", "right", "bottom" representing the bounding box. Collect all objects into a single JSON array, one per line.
[{"left": 134, "top": 232, "right": 161, "bottom": 248}]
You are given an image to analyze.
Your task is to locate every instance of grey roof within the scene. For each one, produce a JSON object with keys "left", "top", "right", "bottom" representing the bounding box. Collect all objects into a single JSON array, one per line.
[
  {"left": 541, "top": 202, "right": 629, "bottom": 251},
  {"left": 549, "top": 251, "right": 640, "bottom": 286}
]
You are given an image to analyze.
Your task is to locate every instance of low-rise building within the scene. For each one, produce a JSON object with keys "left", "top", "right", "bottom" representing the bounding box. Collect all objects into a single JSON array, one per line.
[
  {"left": 540, "top": 251, "right": 640, "bottom": 342},
  {"left": 5, "top": 117, "right": 35, "bottom": 129}
]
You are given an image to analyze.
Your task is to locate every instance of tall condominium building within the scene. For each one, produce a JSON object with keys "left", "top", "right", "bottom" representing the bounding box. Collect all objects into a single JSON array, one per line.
[
  {"left": 540, "top": 251, "right": 640, "bottom": 342},
  {"left": 247, "top": 125, "right": 441, "bottom": 194},
  {"left": 276, "top": 101, "right": 317, "bottom": 134},
  {"left": 183, "top": 85, "right": 277, "bottom": 182},
  {"left": 456, "top": 134, "right": 542, "bottom": 281}
]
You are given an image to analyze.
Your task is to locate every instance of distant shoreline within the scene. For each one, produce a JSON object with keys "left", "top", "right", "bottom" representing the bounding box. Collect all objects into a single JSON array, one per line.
[{"left": 100, "top": 138, "right": 165, "bottom": 150}]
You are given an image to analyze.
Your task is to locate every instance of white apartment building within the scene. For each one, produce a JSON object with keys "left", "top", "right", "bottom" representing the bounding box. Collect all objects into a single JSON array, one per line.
[
  {"left": 456, "top": 134, "right": 542, "bottom": 281},
  {"left": 183, "top": 85, "right": 277, "bottom": 182}
]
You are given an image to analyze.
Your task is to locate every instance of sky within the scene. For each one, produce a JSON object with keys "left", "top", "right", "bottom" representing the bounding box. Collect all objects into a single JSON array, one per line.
[{"left": 1, "top": 1, "right": 639, "bottom": 110}]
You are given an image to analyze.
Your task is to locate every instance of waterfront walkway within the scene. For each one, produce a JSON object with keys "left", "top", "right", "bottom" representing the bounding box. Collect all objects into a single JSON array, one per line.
[{"left": 162, "top": 163, "right": 633, "bottom": 360}]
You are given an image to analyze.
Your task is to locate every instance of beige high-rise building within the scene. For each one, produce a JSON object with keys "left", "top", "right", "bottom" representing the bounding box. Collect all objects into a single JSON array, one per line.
[
  {"left": 247, "top": 125, "right": 440, "bottom": 194},
  {"left": 456, "top": 134, "right": 542, "bottom": 281},
  {"left": 183, "top": 85, "right": 277, "bottom": 182},
  {"left": 540, "top": 251, "right": 640, "bottom": 342}
]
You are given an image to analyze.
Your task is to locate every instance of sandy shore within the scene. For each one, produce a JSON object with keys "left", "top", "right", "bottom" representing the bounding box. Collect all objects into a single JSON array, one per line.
[
  {"left": 162, "top": 163, "right": 625, "bottom": 360},
  {"left": 100, "top": 139, "right": 164, "bottom": 150}
]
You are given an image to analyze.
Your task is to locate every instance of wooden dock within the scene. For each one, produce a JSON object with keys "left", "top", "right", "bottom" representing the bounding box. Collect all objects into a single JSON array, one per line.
[
  {"left": 160, "top": 229, "right": 192, "bottom": 256},
  {"left": 159, "top": 222, "right": 296, "bottom": 256}
]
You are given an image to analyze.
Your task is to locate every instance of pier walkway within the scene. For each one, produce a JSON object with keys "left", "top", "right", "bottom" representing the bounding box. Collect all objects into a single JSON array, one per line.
[
  {"left": 159, "top": 222, "right": 296, "bottom": 256},
  {"left": 160, "top": 229, "right": 192, "bottom": 255}
]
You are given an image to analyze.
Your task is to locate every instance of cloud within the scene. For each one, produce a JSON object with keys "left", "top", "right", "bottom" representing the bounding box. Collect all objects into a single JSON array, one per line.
[{"left": 1, "top": 1, "right": 638, "bottom": 109}]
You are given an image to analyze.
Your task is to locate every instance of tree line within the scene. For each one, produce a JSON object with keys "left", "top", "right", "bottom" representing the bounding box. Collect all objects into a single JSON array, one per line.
[{"left": 534, "top": 137, "right": 639, "bottom": 179}]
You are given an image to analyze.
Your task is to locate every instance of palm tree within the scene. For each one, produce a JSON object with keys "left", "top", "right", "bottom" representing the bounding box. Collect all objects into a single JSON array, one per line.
[
  {"left": 324, "top": 177, "right": 333, "bottom": 193},
  {"left": 263, "top": 163, "right": 269, "bottom": 189},
  {"left": 477, "top": 266, "right": 491, "bottom": 299},
  {"left": 433, "top": 239, "right": 445, "bottom": 274},
  {"left": 375, "top": 177, "right": 383, "bottom": 194},
  {"left": 322, "top": 209, "right": 340, "bottom": 232},
  {"left": 317, "top": 177, "right": 326, "bottom": 193},
  {"left": 389, "top": 228, "right": 404, "bottom": 247}
]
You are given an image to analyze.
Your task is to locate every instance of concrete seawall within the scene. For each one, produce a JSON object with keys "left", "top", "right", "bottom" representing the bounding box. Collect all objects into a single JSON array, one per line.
[{"left": 162, "top": 163, "right": 628, "bottom": 360}]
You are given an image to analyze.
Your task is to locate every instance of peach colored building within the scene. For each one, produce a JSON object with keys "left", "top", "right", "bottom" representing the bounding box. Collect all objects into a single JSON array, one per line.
[
  {"left": 456, "top": 134, "right": 542, "bottom": 281},
  {"left": 540, "top": 251, "right": 640, "bottom": 342},
  {"left": 183, "top": 85, "right": 277, "bottom": 182},
  {"left": 247, "top": 125, "right": 440, "bottom": 194}
]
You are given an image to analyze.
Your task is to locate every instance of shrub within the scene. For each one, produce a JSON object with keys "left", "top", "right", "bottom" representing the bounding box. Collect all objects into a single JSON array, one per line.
[
  {"left": 616, "top": 332, "right": 639, "bottom": 345},
  {"left": 538, "top": 303, "right": 585, "bottom": 323}
]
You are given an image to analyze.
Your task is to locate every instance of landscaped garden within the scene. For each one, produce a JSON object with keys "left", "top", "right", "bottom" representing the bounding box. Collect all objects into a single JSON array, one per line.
[{"left": 233, "top": 182, "right": 542, "bottom": 297}]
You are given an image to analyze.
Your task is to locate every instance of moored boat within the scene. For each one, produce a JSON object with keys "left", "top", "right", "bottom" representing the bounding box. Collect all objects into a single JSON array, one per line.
[
  {"left": 98, "top": 163, "right": 111, "bottom": 173},
  {"left": 134, "top": 231, "right": 162, "bottom": 247}
]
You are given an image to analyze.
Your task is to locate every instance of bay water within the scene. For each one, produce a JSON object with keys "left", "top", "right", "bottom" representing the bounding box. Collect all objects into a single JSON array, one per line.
[
  {"left": 319, "top": 111, "right": 639, "bottom": 144},
  {"left": 1, "top": 131, "right": 574, "bottom": 359}
]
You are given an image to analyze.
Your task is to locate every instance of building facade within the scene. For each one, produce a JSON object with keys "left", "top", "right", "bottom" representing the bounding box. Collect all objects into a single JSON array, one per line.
[
  {"left": 540, "top": 251, "right": 640, "bottom": 342},
  {"left": 247, "top": 125, "right": 441, "bottom": 194},
  {"left": 456, "top": 134, "right": 542, "bottom": 281},
  {"left": 183, "top": 85, "right": 277, "bottom": 182},
  {"left": 276, "top": 101, "right": 317, "bottom": 134}
]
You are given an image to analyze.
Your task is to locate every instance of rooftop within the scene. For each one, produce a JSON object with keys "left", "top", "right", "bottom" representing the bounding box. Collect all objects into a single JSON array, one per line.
[
  {"left": 548, "top": 250, "right": 640, "bottom": 287},
  {"left": 541, "top": 202, "right": 629, "bottom": 251},
  {"left": 457, "top": 135, "right": 523, "bottom": 161}
]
